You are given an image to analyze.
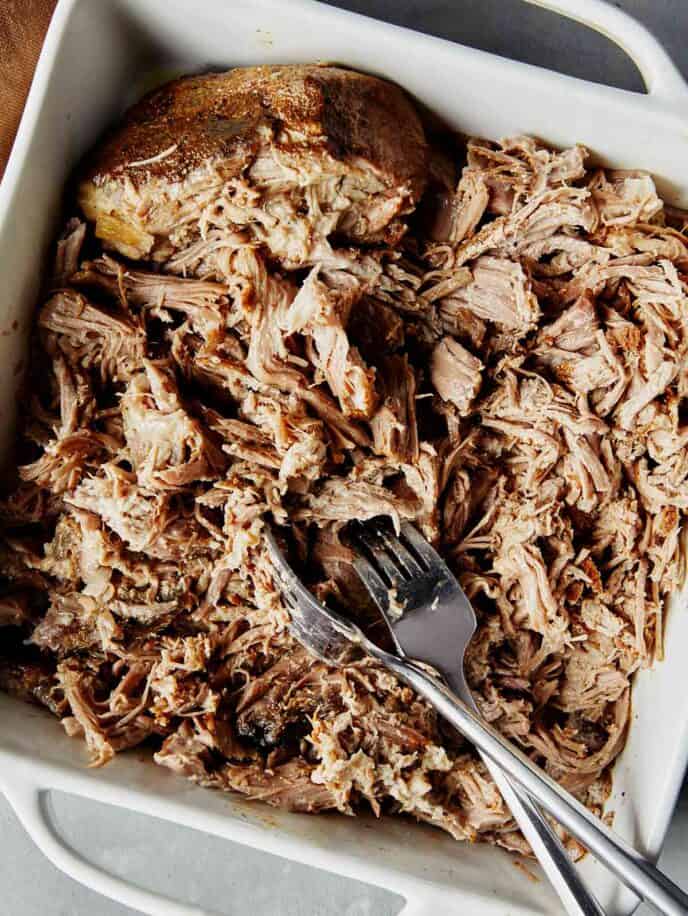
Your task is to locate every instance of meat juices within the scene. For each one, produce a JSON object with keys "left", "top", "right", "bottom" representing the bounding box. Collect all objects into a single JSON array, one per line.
[{"left": 1, "top": 66, "right": 687, "bottom": 857}]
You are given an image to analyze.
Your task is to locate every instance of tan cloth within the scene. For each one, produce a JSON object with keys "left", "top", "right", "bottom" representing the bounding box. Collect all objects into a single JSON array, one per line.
[{"left": 0, "top": 0, "right": 56, "bottom": 178}]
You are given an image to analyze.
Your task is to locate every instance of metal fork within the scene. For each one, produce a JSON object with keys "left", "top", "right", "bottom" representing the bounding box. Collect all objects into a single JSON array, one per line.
[
  {"left": 350, "top": 520, "right": 602, "bottom": 916},
  {"left": 265, "top": 524, "right": 688, "bottom": 916}
]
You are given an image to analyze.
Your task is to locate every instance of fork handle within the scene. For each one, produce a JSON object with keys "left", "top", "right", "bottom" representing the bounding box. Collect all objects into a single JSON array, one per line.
[
  {"left": 371, "top": 649, "right": 688, "bottom": 916},
  {"left": 444, "top": 679, "right": 604, "bottom": 915},
  {"left": 476, "top": 746, "right": 605, "bottom": 915}
]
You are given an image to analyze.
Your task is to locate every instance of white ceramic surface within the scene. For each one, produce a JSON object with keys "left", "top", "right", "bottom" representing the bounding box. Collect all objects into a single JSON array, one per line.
[{"left": 1, "top": 1, "right": 688, "bottom": 914}]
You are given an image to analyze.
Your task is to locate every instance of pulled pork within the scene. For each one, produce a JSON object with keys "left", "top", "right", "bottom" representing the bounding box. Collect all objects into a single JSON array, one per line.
[{"left": 2, "top": 108, "right": 687, "bottom": 859}]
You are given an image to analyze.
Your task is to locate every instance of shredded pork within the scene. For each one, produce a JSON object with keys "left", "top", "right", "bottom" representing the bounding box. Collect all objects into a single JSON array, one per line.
[{"left": 1, "top": 69, "right": 688, "bottom": 858}]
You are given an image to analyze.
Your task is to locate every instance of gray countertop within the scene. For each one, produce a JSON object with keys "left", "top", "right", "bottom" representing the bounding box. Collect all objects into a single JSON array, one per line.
[{"left": 5, "top": 1, "right": 688, "bottom": 913}]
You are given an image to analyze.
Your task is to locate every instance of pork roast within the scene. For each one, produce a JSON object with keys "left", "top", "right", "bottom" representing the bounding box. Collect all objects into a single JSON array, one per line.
[
  {"left": 1, "top": 67, "right": 687, "bottom": 860},
  {"left": 78, "top": 65, "right": 428, "bottom": 269}
]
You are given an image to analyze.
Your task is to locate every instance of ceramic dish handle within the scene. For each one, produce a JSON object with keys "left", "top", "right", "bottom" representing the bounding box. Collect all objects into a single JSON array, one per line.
[
  {"left": 3, "top": 777, "right": 216, "bottom": 916},
  {"left": 527, "top": 0, "right": 688, "bottom": 104},
  {"left": 3, "top": 775, "right": 438, "bottom": 916}
]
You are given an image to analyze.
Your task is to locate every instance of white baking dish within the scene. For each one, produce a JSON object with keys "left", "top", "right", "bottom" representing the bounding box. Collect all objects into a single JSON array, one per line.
[{"left": 1, "top": 1, "right": 688, "bottom": 913}]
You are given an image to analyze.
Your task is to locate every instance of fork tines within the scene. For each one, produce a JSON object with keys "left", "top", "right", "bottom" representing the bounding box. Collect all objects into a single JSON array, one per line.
[{"left": 350, "top": 519, "right": 440, "bottom": 613}]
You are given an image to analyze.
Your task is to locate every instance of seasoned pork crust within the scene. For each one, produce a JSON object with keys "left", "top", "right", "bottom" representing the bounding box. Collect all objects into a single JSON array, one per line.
[
  {"left": 77, "top": 64, "right": 427, "bottom": 267},
  {"left": 1, "top": 70, "right": 687, "bottom": 858}
]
